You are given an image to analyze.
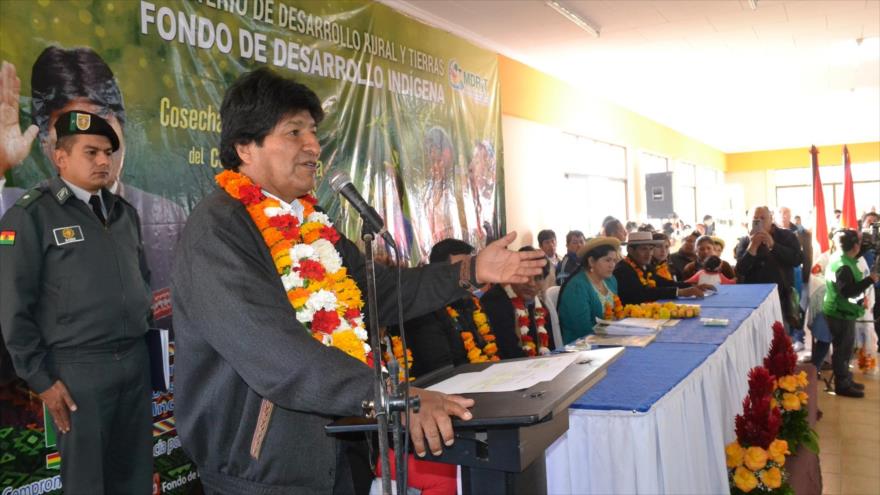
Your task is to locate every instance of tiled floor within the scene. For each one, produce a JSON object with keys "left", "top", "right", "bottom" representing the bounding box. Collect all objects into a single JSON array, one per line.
[{"left": 816, "top": 369, "right": 880, "bottom": 494}]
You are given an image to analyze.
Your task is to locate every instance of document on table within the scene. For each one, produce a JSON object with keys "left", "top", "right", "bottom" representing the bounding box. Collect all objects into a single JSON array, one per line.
[
  {"left": 427, "top": 348, "right": 623, "bottom": 394},
  {"left": 596, "top": 317, "right": 668, "bottom": 330}
]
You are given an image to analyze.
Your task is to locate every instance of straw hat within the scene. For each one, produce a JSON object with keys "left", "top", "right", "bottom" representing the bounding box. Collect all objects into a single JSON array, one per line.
[
  {"left": 624, "top": 231, "right": 664, "bottom": 246},
  {"left": 577, "top": 236, "right": 621, "bottom": 259}
]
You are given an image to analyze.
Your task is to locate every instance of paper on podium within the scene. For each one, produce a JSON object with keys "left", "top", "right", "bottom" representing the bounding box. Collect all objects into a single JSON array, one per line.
[{"left": 427, "top": 348, "right": 624, "bottom": 394}]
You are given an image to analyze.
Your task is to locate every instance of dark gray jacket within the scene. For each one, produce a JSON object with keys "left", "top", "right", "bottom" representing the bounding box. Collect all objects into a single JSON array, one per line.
[
  {"left": 0, "top": 176, "right": 152, "bottom": 393},
  {"left": 171, "top": 189, "right": 470, "bottom": 494}
]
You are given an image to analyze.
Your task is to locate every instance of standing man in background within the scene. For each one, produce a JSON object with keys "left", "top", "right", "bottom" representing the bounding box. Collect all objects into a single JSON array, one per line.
[
  {"left": 736, "top": 206, "right": 804, "bottom": 334},
  {"left": 0, "top": 112, "right": 153, "bottom": 494},
  {"left": 555, "top": 230, "right": 585, "bottom": 285}
]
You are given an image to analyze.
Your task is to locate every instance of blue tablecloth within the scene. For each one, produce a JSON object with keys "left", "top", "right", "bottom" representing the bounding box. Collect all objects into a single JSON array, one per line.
[
  {"left": 571, "top": 343, "right": 717, "bottom": 412},
  {"left": 688, "top": 283, "right": 776, "bottom": 308},
  {"left": 655, "top": 307, "right": 753, "bottom": 345},
  {"left": 571, "top": 285, "right": 774, "bottom": 413}
]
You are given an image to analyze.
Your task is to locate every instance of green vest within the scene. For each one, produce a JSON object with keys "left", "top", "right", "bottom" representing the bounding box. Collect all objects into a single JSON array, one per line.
[{"left": 823, "top": 253, "right": 865, "bottom": 320}]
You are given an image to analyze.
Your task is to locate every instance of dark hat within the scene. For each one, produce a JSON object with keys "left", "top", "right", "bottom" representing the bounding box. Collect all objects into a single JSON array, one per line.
[{"left": 54, "top": 111, "right": 120, "bottom": 152}]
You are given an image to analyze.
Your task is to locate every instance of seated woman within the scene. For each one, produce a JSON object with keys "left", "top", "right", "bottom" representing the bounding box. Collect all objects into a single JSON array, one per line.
[
  {"left": 557, "top": 237, "right": 620, "bottom": 345},
  {"left": 651, "top": 232, "right": 674, "bottom": 281}
]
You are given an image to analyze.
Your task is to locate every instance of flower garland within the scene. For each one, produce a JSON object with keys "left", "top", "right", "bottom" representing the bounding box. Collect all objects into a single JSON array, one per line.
[
  {"left": 216, "top": 170, "right": 371, "bottom": 364},
  {"left": 384, "top": 336, "right": 413, "bottom": 382},
  {"left": 623, "top": 256, "right": 657, "bottom": 288},
  {"left": 604, "top": 294, "right": 624, "bottom": 320},
  {"left": 447, "top": 297, "right": 500, "bottom": 363},
  {"left": 856, "top": 346, "right": 877, "bottom": 373},
  {"left": 654, "top": 261, "right": 673, "bottom": 281},
  {"left": 503, "top": 285, "right": 550, "bottom": 356}
]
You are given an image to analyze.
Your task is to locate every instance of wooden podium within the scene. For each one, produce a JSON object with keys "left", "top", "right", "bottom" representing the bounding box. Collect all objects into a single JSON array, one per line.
[{"left": 328, "top": 349, "right": 622, "bottom": 495}]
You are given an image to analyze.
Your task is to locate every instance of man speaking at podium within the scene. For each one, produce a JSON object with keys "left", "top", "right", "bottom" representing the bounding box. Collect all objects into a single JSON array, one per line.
[{"left": 171, "top": 67, "right": 545, "bottom": 494}]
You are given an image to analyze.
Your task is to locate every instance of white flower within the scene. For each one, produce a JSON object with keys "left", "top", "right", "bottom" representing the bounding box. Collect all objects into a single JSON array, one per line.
[
  {"left": 312, "top": 239, "right": 343, "bottom": 273},
  {"left": 306, "top": 289, "right": 338, "bottom": 312},
  {"left": 296, "top": 307, "right": 314, "bottom": 323},
  {"left": 264, "top": 206, "right": 285, "bottom": 218},
  {"left": 321, "top": 334, "right": 332, "bottom": 346},
  {"left": 281, "top": 271, "right": 305, "bottom": 291},
  {"left": 307, "top": 211, "right": 332, "bottom": 225},
  {"left": 363, "top": 343, "right": 371, "bottom": 355},
  {"left": 290, "top": 243, "right": 318, "bottom": 262},
  {"left": 354, "top": 327, "right": 368, "bottom": 342}
]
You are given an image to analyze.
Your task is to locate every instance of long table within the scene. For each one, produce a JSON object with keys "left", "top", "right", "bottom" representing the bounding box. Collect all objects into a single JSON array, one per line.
[{"left": 545, "top": 284, "right": 782, "bottom": 494}]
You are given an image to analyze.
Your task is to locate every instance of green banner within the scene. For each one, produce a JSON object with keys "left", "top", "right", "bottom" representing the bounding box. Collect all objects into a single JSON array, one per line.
[{"left": 0, "top": 0, "right": 503, "bottom": 493}]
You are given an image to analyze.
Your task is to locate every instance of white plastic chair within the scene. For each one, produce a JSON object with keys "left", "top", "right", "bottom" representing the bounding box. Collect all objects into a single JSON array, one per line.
[{"left": 543, "top": 285, "right": 563, "bottom": 350}]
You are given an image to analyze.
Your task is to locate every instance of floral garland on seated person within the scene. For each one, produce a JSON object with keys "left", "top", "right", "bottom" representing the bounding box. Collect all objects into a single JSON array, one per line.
[
  {"left": 503, "top": 285, "right": 551, "bottom": 356},
  {"left": 650, "top": 232, "right": 674, "bottom": 281},
  {"left": 446, "top": 296, "right": 500, "bottom": 363},
  {"left": 216, "top": 170, "right": 371, "bottom": 364},
  {"left": 623, "top": 255, "right": 657, "bottom": 288}
]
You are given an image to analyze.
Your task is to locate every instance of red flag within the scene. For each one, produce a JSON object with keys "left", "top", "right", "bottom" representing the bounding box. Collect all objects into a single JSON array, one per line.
[
  {"left": 811, "top": 146, "right": 829, "bottom": 253},
  {"left": 841, "top": 145, "right": 858, "bottom": 229}
]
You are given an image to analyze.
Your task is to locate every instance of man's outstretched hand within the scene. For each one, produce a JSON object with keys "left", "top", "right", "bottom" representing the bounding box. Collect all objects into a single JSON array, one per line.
[
  {"left": 406, "top": 388, "right": 474, "bottom": 457},
  {"left": 0, "top": 61, "right": 39, "bottom": 174},
  {"left": 475, "top": 232, "right": 546, "bottom": 284}
]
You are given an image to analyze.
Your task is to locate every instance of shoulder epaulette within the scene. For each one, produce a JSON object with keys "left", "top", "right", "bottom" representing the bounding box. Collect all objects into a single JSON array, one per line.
[{"left": 14, "top": 189, "right": 43, "bottom": 208}]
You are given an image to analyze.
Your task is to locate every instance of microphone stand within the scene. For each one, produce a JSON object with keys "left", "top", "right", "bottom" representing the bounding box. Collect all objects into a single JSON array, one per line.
[{"left": 362, "top": 227, "right": 417, "bottom": 495}]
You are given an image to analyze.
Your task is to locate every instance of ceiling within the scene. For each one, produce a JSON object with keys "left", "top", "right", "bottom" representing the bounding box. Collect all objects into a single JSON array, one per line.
[{"left": 384, "top": 0, "right": 880, "bottom": 153}]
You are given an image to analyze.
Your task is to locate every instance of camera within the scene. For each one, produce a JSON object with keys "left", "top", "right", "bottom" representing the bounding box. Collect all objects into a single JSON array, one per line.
[{"left": 751, "top": 219, "right": 763, "bottom": 235}]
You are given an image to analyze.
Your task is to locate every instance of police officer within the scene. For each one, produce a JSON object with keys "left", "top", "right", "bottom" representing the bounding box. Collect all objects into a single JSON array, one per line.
[{"left": 0, "top": 111, "right": 153, "bottom": 494}]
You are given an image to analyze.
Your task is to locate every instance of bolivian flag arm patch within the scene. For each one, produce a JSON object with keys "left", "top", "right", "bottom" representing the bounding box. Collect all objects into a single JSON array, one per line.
[{"left": 0, "top": 230, "right": 15, "bottom": 246}]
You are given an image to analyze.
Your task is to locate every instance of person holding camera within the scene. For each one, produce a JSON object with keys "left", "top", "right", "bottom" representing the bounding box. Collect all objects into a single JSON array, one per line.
[
  {"left": 735, "top": 207, "right": 804, "bottom": 331},
  {"left": 823, "top": 229, "right": 880, "bottom": 398}
]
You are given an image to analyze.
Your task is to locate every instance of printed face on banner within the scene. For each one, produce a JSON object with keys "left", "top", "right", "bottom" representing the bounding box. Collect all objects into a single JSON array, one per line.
[{"left": 239, "top": 110, "right": 321, "bottom": 202}]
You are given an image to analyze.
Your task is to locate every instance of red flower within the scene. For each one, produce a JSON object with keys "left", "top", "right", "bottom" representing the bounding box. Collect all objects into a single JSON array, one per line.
[
  {"left": 298, "top": 260, "right": 326, "bottom": 281},
  {"left": 319, "top": 225, "right": 340, "bottom": 243},
  {"left": 300, "top": 194, "right": 318, "bottom": 205},
  {"left": 764, "top": 321, "right": 797, "bottom": 378},
  {"left": 539, "top": 333, "right": 549, "bottom": 346},
  {"left": 511, "top": 297, "right": 526, "bottom": 310},
  {"left": 269, "top": 214, "right": 301, "bottom": 240},
  {"left": 344, "top": 308, "right": 361, "bottom": 322},
  {"left": 311, "top": 309, "right": 341, "bottom": 333},
  {"left": 238, "top": 184, "right": 264, "bottom": 205},
  {"left": 517, "top": 316, "right": 531, "bottom": 327},
  {"left": 734, "top": 366, "right": 782, "bottom": 448}
]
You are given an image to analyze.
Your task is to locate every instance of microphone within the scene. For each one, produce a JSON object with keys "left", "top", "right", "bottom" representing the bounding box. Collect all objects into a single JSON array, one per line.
[{"left": 328, "top": 170, "right": 396, "bottom": 247}]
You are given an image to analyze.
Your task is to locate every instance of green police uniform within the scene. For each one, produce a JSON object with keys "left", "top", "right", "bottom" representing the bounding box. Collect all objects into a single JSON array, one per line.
[{"left": 0, "top": 175, "right": 154, "bottom": 494}]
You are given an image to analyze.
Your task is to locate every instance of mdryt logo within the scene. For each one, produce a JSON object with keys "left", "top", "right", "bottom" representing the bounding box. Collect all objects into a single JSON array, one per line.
[{"left": 449, "top": 59, "right": 465, "bottom": 90}]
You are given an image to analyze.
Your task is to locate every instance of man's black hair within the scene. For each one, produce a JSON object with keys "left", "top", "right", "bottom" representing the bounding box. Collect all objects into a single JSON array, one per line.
[
  {"left": 602, "top": 220, "right": 623, "bottom": 237},
  {"left": 704, "top": 255, "right": 722, "bottom": 272},
  {"left": 518, "top": 246, "right": 550, "bottom": 279},
  {"left": 537, "top": 229, "right": 556, "bottom": 245},
  {"left": 219, "top": 67, "right": 325, "bottom": 170},
  {"left": 565, "top": 230, "right": 585, "bottom": 245},
  {"left": 429, "top": 238, "right": 474, "bottom": 264},
  {"left": 833, "top": 229, "right": 860, "bottom": 252},
  {"left": 31, "top": 46, "right": 125, "bottom": 139}
]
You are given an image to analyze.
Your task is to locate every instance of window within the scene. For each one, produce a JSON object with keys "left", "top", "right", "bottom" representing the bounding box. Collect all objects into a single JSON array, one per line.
[
  {"left": 558, "top": 135, "right": 628, "bottom": 235},
  {"left": 774, "top": 162, "right": 880, "bottom": 226}
]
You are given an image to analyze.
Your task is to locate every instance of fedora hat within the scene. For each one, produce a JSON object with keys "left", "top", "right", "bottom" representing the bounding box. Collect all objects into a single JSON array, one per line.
[
  {"left": 577, "top": 236, "right": 621, "bottom": 259},
  {"left": 624, "top": 231, "right": 663, "bottom": 246}
]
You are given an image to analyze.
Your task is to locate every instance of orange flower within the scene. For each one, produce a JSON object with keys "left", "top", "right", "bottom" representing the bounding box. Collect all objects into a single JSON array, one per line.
[
  {"left": 725, "top": 441, "right": 745, "bottom": 468},
  {"left": 760, "top": 466, "right": 782, "bottom": 489},
  {"left": 288, "top": 288, "right": 310, "bottom": 308},
  {"left": 768, "top": 439, "right": 789, "bottom": 465},
  {"left": 733, "top": 466, "right": 758, "bottom": 492},
  {"left": 743, "top": 447, "right": 768, "bottom": 471}
]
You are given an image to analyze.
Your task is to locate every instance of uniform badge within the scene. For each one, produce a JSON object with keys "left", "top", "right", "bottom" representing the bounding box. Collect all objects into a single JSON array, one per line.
[
  {"left": 52, "top": 225, "right": 85, "bottom": 246},
  {"left": 75, "top": 112, "right": 91, "bottom": 131},
  {"left": 0, "top": 230, "right": 15, "bottom": 246},
  {"left": 55, "top": 188, "right": 70, "bottom": 202}
]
